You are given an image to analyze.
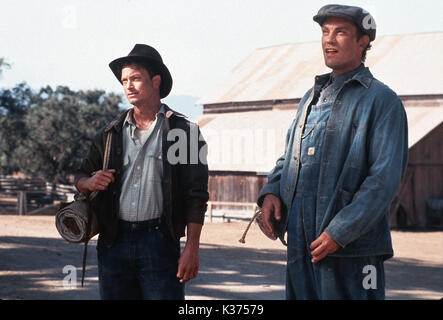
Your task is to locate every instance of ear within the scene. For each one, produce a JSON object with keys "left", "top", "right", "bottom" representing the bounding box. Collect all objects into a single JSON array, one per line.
[
  {"left": 152, "top": 74, "right": 162, "bottom": 91},
  {"left": 358, "top": 34, "right": 370, "bottom": 50}
]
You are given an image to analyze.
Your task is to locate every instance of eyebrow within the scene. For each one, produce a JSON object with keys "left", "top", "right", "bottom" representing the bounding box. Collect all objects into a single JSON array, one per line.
[
  {"left": 121, "top": 72, "right": 142, "bottom": 81},
  {"left": 336, "top": 26, "right": 350, "bottom": 32},
  {"left": 322, "top": 25, "right": 352, "bottom": 34}
]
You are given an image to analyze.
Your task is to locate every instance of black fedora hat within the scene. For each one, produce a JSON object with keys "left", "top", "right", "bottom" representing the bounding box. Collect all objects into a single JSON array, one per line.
[{"left": 109, "top": 44, "right": 173, "bottom": 98}]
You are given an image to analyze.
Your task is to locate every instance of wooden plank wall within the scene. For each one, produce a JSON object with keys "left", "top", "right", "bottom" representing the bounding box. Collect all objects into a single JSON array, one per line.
[
  {"left": 208, "top": 172, "right": 267, "bottom": 205},
  {"left": 395, "top": 123, "right": 443, "bottom": 228}
]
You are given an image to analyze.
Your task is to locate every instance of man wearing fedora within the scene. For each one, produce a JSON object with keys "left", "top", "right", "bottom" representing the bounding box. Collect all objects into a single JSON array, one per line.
[
  {"left": 257, "top": 5, "right": 408, "bottom": 299},
  {"left": 75, "top": 44, "right": 209, "bottom": 299}
]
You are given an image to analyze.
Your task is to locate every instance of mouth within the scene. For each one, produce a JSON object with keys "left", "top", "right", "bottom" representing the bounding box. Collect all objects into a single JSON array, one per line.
[{"left": 325, "top": 48, "right": 339, "bottom": 56}]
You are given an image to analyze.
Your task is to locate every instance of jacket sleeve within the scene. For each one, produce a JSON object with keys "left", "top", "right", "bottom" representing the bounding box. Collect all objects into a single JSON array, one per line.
[
  {"left": 325, "top": 95, "right": 409, "bottom": 247},
  {"left": 257, "top": 120, "right": 295, "bottom": 207},
  {"left": 179, "top": 123, "right": 209, "bottom": 225}
]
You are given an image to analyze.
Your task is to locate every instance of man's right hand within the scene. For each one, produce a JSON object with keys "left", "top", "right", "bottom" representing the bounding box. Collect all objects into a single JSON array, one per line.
[
  {"left": 77, "top": 169, "right": 116, "bottom": 193},
  {"left": 261, "top": 194, "right": 282, "bottom": 238}
]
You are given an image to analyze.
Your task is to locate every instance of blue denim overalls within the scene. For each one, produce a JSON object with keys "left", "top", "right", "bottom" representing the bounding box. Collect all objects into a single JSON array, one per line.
[{"left": 286, "top": 67, "right": 385, "bottom": 300}]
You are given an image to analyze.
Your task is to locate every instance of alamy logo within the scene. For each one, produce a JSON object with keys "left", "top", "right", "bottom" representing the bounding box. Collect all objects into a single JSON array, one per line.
[
  {"left": 362, "top": 10, "right": 376, "bottom": 31},
  {"left": 362, "top": 264, "right": 377, "bottom": 290},
  {"left": 165, "top": 126, "right": 277, "bottom": 169},
  {"left": 167, "top": 126, "right": 207, "bottom": 165},
  {"left": 62, "top": 265, "right": 77, "bottom": 289},
  {"left": 62, "top": 5, "right": 78, "bottom": 30}
]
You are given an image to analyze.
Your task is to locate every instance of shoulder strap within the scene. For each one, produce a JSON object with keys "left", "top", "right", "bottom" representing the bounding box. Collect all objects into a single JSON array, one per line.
[
  {"left": 89, "top": 131, "right": 113, "bottom": 201},
  {"left": 81, "top": 131, "right": 113, "bottom": 287}
]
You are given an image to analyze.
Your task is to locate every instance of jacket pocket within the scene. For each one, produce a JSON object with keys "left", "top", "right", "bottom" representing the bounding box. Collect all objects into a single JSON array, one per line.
[
  {"left": 146, "top": 150, "right": 163, "bottom": 181},
  {"left": 301, "top": 124, "right": 315, "bottom": 139}
]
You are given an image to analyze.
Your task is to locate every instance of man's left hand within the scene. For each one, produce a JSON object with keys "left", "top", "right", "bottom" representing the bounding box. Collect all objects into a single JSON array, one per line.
[
  {"left": 310, "top": 231, "right": 341, "bottom": 263},
  {"left": 176, "top": 245, "right": 199, "bottom": 283}
]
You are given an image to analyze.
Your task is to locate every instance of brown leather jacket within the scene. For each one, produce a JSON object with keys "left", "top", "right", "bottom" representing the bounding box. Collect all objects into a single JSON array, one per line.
[{"left": 74, "top": 105, "right": 209, "bottom": 247}]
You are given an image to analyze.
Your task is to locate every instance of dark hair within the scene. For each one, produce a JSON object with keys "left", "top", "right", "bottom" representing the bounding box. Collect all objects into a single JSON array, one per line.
[
  {"left": 356, "top": 27, "right": 372, "bottom": 63},
  {"left": 119, "top": 59, "right": 160, "bottom": 79}
]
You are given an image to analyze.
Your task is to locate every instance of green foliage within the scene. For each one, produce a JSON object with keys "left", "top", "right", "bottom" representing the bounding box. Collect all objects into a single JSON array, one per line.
[
  {"left": 0, "top": 83, "right": 33, "bottom": 173},
  {"left": 0, "top": 83, "right": 122, "bottom": 184}
]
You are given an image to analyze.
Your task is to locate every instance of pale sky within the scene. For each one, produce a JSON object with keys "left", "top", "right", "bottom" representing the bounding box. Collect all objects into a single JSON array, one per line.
[{"left": 1, "top": 0, "right": 443, "bottom": 100}]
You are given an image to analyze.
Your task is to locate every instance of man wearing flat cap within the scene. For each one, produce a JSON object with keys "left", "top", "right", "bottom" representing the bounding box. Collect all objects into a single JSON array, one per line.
[
  {"left": 75, "top": 44, "right": 209, "bottom": 299},
  {"left": 258, "top": 5, "right": 408, "bottom": 299}
]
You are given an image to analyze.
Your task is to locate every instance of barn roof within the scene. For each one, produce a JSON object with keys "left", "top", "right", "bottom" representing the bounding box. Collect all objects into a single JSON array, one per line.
[
  {"left": 198, "top": 106, "right": 443, "bottom": 172},
  {"left": 199, "top": 32, "right": 443, "bottom": 105},
  {"left": 407, "top": 107, "right": 443, "bottom": 148}
]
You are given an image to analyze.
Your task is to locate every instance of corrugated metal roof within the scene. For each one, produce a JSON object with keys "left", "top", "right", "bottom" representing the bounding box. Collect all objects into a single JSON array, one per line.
[
  {"left": 198, "top": 106, "right": 443, "bottom": 172},
  {"left": 406, "top": 107, "right": 443, "bottom": 148},
  {"left": 199, "top": 32, "right": 443, "bottom": 105}
]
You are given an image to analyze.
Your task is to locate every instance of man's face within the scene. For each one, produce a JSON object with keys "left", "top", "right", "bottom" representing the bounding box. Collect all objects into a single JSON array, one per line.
[
  {"left": 121, "top": 63, "right": 161, "bottom": 106},
  {"left": 321, "top": 17, "right": 369, "bottom": 75}
]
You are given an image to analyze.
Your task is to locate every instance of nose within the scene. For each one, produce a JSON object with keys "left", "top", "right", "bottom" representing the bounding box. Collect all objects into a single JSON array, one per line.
[
  {"left": 324, "top": 33, "right": 337, "bottom": 45},
  {"left": 124, "top": 79, "right": 134, "bottom": 90}
]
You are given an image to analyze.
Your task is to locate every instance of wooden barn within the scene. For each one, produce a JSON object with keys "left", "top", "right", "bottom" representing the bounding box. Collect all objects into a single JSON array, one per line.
[{"left": 197, "top": 32, "right": 443, "bottom": 228}]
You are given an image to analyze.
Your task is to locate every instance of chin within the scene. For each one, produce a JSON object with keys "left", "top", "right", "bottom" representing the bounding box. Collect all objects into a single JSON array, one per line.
[
  {"left": 127, "top": 98, "right": 139, "bottom": 105},
  {"left": 323, "top": 56, "right": 334, "bottom": 66},
  {"left": 324, "top": 60, "right": 345, "bottom": 72},
  {"left": 324, "top": 60, "right": 337, "bottom": 70}
]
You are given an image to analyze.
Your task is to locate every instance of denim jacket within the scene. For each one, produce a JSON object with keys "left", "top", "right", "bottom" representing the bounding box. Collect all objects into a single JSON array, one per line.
[{"left": 258, "top": 67, "right": 408, "bottom": 258}]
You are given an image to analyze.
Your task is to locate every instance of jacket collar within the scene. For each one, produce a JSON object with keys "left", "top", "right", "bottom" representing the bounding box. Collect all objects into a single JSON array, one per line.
[
  {"left": 105, "top": 104, "right": 187, "bottom": 133},
  {"left": 315, "top": 65, "right": 374, "bottom": 90}
]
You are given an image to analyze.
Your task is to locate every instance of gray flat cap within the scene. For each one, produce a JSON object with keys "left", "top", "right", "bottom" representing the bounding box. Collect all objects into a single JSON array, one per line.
[{"left": 313, "top": 4, "right": 376, "bottom": 41}]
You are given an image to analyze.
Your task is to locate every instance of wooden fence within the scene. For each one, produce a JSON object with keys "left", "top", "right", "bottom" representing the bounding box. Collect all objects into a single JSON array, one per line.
[
  {"left": 206, "top": 201, "right": 258, "bottom": 222},
  {"left": 0, "top": 176, "right": 76, "bottom": 215}
]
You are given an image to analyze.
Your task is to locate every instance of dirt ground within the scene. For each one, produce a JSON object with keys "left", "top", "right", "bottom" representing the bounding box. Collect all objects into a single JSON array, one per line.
[{"left": 0, "top": 214, "right": 442, "bottom": 300}]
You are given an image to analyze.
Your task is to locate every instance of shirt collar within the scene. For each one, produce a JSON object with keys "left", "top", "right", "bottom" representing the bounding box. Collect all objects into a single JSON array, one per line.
[
  {"left": 330, "top": 64, "right": 365, "bottom": 87},
  {"left": 104, "top": 103, "right": 185, "bottom": 133},
  {"left": 315, "top": 64, "right": 373, "bottom": 90},
  {"left": 123, "top": 104, "right": 166, "bottom": 128}
]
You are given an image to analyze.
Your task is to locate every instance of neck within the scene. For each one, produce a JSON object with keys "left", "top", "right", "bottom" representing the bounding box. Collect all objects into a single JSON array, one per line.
[
  {"left": 132, "top": 101, "right": 161, "bottom": 129},
  {"left": 332, "top": 62, "right": 362, "bottom": 76}
]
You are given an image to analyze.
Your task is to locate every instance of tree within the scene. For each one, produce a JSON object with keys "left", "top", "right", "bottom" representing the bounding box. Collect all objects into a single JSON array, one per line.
[
  {"left": 0, "top": 83, "right": 33, "bottom": 174},
  {"left": 0, "top": 83, "right": 123, "bottom": 184}
]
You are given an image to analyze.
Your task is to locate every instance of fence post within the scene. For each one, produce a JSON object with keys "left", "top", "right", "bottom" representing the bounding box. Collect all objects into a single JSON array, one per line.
[
  {"left": 253, "top": 203, "right": 258, "bottom": 217},
  {"left": 17, "top": 191, "right": 27, "bottom": 215},
  {"left": 207, "top": 201, "right": 213, "bottom": 222}
]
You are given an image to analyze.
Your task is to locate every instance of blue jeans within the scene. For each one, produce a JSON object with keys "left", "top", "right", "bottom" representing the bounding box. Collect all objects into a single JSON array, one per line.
[{"left": 97, "top": 219, "right": 184, "bottom": 300}]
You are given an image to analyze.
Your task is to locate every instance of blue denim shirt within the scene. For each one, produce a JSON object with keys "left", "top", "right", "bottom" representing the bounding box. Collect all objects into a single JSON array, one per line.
[{"left": 258, "top": 66, "right": 409, "bottom": 258}]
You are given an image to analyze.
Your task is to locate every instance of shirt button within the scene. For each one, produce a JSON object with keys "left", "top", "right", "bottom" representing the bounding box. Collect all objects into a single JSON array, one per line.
[{"left": 294, "top": 156, "right": 298, "bottom": 161}]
